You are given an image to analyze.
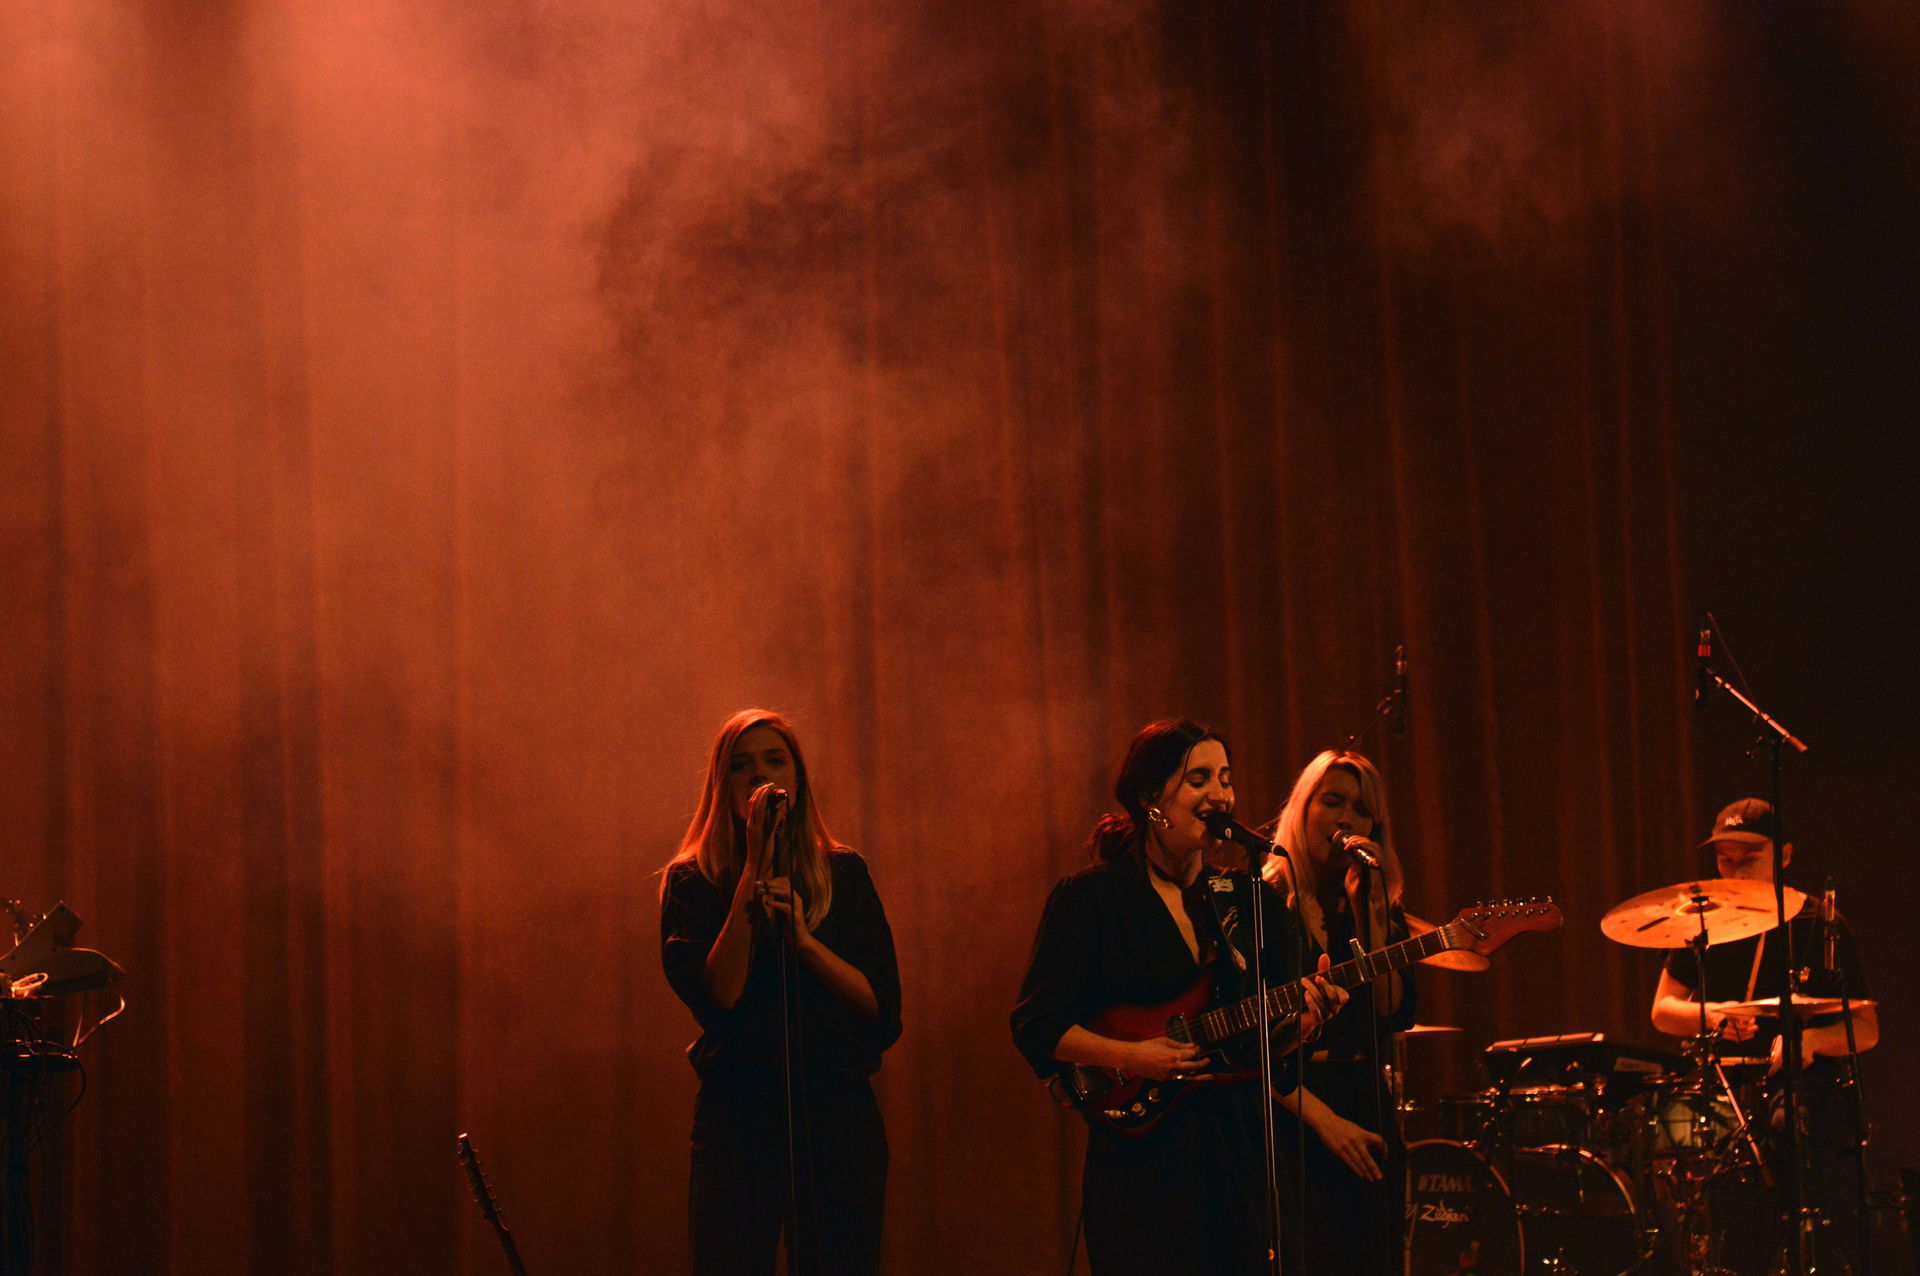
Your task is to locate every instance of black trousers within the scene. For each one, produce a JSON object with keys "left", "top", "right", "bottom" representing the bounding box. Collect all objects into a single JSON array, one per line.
[
  {"left": 688, "top": 1070, "right": 888, "bottom": 1276},
  {"left": 1081, "top": 1085, "right": 1273, "bottom": 1276},
  {"left": 1273, "top": 1059, "right": 1403, "bottom": 1276}
]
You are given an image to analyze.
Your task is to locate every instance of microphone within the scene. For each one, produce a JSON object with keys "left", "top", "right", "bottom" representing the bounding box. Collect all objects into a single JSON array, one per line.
[
  {"left": 1331, "top": 829, "right": 1381, "bottom": 871},
  {"left": 752, "top": 783, "right": 790, "bottom": 823},
  {"left": 1694, "top": 622, "right": 1712, "bottom": 709},
  {"left": 752, "top": 785, "right": 790, "bottom": 864},
  {"left": 1201, "top": 811, "right": 1282, "bottom": 861},
  {"left": 1392, "top": 646, "right": 1409, "bottom": 737},
  {"left": 1822, "top": 879, "right": 1838, "bottom": 976}
]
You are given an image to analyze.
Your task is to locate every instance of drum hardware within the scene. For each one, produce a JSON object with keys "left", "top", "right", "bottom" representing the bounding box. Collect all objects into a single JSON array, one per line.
[
  {"left": 1480, "top": 1033, "right": 1684, "bottom": 1145},
  {"left": 3, "top": 900, "right": 121, "bottom": 1276},
  {"left": 1388, "top": 1024, "right": 1463, "bottom": 1142},
  {"left": 1402, "top": 1027, "right": 1829, "bottom": 1274},
  {"left": 1714, "top": 995, "right": 1878, "bottom": 1021},
  {"left": 1405, "top": 1139, "right": 1653, "bottom": 1276},
  {"left": 1598, "top": 857, "right": 1879, "bottom": 1276}
]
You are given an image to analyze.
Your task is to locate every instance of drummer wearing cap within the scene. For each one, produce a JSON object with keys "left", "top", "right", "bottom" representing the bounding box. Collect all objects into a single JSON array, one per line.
[
  {"left": 1647, "top": 798, "right": 1877, "bottom": 1272},
  {"left": 1648, "top": 798, "right": 1878, "bottom": 1065}
]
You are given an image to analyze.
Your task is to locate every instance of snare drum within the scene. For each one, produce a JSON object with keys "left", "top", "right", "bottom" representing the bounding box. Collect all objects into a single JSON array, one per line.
[
  {"left": 1401, "top": 1092, "right": 1498, "bottom": 1145},
  {"left": 1506, "top": 1085, "right": 1594, "bottom": 1149}
]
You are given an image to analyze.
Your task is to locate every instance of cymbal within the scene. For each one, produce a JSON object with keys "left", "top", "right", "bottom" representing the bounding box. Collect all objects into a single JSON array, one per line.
[
  {"left": 1600, "top": 878, "right": 1805, "bottom": 950},
  {"left": 1400, "top": 1023, "right": 1463, "bottom": 1037},
  {"left": 1406, "top": 913, "right": 1491, "bottom": 971},
  {"left": 1718, "top": 994, "right": 1876, "bottom": 1020}
]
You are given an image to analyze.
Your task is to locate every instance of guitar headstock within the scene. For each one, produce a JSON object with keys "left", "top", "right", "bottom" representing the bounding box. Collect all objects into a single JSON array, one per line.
[
  {"left": 457, "top": 1132, "right": 505, "bottom": 1225},
  {"left": 1446, "top": 898, "right": 1563, "bottom": 955}
]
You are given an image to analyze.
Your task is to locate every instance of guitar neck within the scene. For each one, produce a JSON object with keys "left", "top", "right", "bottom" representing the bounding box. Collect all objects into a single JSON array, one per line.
[
  {"left": 1193, "top": 924, "right": 1454, "bottom": 1046},
  {"left": 496, "top": 1233, "right": 530, "bottom": 1276},
  {"left": 459, "top": 1136, "right": 532, "bottom": 1276}
]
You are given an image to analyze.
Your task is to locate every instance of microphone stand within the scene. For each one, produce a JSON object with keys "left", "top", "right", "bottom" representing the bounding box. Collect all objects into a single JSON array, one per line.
[
  {"left": 768, "top": 815, "right": 811, "bottom": 1275},
  {"left": 1203, "top": 814, "right": 1298, "bottom": 1275},
  {"left": 1826, "top": 883, "right": 1874, "bottom": 1276},
  {"left": 1696, "top": 661, "right": 1812, "bottom": 1275},
  {"left": 1241, "top": 833, "right": 1287, "bottom": 1276},
  {"left": 1347, "top": 855, "right": 1398, "bottom": 1274}
]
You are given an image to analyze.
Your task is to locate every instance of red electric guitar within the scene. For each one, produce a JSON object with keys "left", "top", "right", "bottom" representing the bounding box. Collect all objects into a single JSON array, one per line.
[{"left": 1052, "top": 898, "right": 1562, "bottom": 1136}]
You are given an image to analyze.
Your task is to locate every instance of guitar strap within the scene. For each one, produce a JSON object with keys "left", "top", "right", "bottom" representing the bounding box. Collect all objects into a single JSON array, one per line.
[
  {"left": 1203, "top": 868, "right": 1257, "bottom": 995},
  {"left": 1203, "top": 868, "right": 1302, "bottom": 1089}
]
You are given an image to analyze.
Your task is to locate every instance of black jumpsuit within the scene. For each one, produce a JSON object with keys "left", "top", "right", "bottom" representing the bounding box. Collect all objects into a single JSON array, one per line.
[
  {"left": 662, "top": 850, "right": 901, "bottom": 1276},
  {"left": 1013, "top": 854, "right": 1307, "bottom": 1275}
]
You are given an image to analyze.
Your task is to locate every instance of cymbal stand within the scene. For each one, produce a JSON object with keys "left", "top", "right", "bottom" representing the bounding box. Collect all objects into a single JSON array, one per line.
[
  {"left": 1697, "top": 643, "right": 1816, "bottom": 1274},
  {"left": 1666, "top": 892, "right": 1766, "bottom": 1275},
  {"left": 1681, "top": 888, "right": 1774, "bottom": 1194},
  {"left": 1826, "top": 892, "right": 1873, "bottom": 1276}
]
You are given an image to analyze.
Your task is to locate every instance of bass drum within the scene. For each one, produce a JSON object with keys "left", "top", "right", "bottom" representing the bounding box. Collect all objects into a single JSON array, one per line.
[
  {"left": 1406, "top": 1140, "right": 1522, "bottom": 1276},
  {"left": 1405, "top": 1140, "right": 1647, "bottom": 1276},
  {"left": 1508, "top": 1144, "right": 1645, "bottom": 1276}
]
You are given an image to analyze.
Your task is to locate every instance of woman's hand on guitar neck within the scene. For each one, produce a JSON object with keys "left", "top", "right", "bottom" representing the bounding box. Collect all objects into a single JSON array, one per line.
[{"left": 1298, "top": 954, "right": 1345, "bottom": 1042}]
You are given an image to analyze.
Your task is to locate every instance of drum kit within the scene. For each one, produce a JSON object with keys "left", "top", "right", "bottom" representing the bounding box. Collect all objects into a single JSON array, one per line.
[{"left": 1398, "top": 878, "right": 1875, "bottom": 1276}]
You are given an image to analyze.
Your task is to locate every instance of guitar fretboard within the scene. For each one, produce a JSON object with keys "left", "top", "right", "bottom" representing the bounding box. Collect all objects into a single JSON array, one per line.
[{"left": 1190, "top": 924, "right": 1455, "bottom": 1045}]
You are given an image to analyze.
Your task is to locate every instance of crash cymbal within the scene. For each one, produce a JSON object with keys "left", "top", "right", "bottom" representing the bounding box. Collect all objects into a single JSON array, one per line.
[
  {"left": 1400, "top": 1023, "right": 1463, "bottom": 1036},
  {"left": 1406, "top": 913, "right": 1492, "bottom": 971},
  {"left": 1600, "top": 878, "right": 1805, "bottom": 950},
  {"left": 1718, "top": 994, "right": 1876, "bottom": 1020}
]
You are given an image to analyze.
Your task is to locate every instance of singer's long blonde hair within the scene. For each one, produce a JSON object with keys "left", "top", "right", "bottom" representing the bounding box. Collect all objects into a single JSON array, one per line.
[
  {"left": 661, "top": 709, "right": 836, "bottom": 930},
  {"left": 1263, "top": 750, "right": 1405, "bottom": 961}
]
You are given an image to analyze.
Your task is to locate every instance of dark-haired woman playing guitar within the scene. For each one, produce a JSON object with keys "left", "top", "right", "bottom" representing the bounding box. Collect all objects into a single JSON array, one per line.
[{"left": 1012, "top": 719, "right": 1342, "bottom": 1275}]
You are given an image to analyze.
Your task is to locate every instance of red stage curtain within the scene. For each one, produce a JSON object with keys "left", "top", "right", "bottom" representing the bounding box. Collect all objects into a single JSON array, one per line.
[{"left": 2, "top": 1, "right": 1913, "bottom": 1272}]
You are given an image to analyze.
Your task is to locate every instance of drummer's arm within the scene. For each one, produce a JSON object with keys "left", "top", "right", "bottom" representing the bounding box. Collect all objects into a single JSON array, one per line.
[{"left": 1650, "top": 968, "right": 1757, "bottom": 1040}]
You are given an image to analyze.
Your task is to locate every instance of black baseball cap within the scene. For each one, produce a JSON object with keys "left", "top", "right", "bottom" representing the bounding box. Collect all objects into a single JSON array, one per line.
[{"left": 1700, "top": 798, "right": 1782, "bottom": 848}]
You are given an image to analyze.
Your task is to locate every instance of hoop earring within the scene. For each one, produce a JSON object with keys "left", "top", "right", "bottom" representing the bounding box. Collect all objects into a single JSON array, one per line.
[{"left": 1145, "top": 806, "right": 1169, "bottom": 830}]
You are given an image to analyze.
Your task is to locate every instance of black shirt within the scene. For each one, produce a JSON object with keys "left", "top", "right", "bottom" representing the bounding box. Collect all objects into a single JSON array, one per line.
[
  {"left": 661, "top": 849, "right": 902, "bottom": 1083},
  {"left": 1660, "top": 900, "right": 1868, "bottom": 1063},
  {"left": 1310, "top": 896, "right": 1418, "bottom": 1061},
  {"left": 1010, "top": 853, "right": 1303, "bottom": 1081}
]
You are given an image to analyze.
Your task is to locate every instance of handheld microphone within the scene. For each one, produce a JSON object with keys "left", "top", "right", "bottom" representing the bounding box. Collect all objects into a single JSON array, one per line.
[
  {"left": 1392, "top": 646, "right": 1409, "bottom": 737},
  {"left": 1201, "top": 811, "right": 1283, "bottom": 861},
  {"left": 1694, "top": 622, "right": 1712, "bottom": 709},
  {"left": 752, "top": 784, "right": 790, "bottom": 833},
  {"left": 1331, "top": 829, "right": 1382, "bottom": 870},
  {"left": 752, "top": 785, "right": 790, "bottom": 866}
]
